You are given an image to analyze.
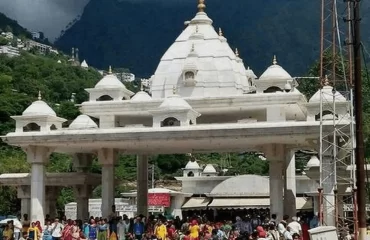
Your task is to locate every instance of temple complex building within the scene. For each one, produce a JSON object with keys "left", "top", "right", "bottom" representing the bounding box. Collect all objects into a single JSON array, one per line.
[{"left": 1, "top": 0, "right": 352, "bottom": 227}]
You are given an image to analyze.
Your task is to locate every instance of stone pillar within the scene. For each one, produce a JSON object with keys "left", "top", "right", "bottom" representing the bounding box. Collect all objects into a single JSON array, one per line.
[
  {"left": 17, "top": 186, "right": 30, "bottom": 217},
  {"left": 98, "top": 149, "right": 117, "bottom": 218},
  {"left": 45, "top": 187, "right": 59, "bottom": 219},
  {"left": 312, "top": 195, "right": 320, "bottom": 215},
  {"left": 74, "top": 185, "right": 92, "bottom": 220},
  {"left": 25, "top": 146, "right": 51, "bottom": 224},
  {"left": 284, "top": 150, "right": 296, "bottom": 218},
  {"left": 266, "top": 144, "right": 285, "bottom": 221},
  {"left": 137, "top": 155, "right": 149, "bottom": 216},
  {"left": 321, "top": 140, "right": 335, "bottom": 226},
  {"left": 100, "top": 116, "right": 116, "bottom": 129}
]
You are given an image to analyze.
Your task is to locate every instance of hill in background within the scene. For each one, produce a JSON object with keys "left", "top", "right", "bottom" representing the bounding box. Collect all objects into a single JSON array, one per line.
[
  {"left": 55, "top": 0, "right": 370, "bottom": 77},
  {"left": 0, "top": 12, "right": 31, "bottom": 38}
]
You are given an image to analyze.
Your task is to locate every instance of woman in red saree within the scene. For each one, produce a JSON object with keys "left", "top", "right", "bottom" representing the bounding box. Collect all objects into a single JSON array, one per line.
[
  {"left": 35, "top": 221, "right": 43, "bottom": 235},
  {"left": 62, "top": 220, "right": 73, "bottom": 240}
]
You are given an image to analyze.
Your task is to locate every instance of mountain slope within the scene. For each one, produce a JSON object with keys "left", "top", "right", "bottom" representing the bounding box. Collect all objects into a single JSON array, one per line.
[
  {"left": 0, "top": 12, "right": 31, "bottom": 38},
  {"left": 55, "top": 0, "right": 370, "bottom": 77}
]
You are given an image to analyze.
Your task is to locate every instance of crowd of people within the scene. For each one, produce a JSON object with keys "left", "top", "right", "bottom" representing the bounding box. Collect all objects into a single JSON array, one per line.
[{"left": 0, "top": 207, "right": 355, "bottom": 240}]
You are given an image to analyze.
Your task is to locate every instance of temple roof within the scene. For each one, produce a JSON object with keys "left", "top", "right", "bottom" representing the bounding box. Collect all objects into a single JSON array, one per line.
[
  {"left": 209, "top": 175, "right": 269, "bottom": 197},
  {"left": 23, "top": 92, "right": 56, "bottom": 117},
  {"left": 150, "top": 0, "right": 251, "bottom": 99}
]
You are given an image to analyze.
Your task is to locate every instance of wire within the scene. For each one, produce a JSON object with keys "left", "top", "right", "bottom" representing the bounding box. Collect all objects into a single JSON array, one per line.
[{"left": 334, "top": 0, "right": 348, "bottom": 91}]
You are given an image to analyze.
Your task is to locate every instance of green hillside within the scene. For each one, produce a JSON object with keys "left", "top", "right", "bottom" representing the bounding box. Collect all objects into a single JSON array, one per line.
[{"left": 0, "top": 12, "right": 31, "bottom": 38}]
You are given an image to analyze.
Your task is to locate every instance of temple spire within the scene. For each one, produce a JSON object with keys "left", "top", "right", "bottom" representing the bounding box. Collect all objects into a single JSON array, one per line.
[
  {"left": 108, "top": 66, "right": 112, "bottom": 74},
  {"left": 38, "top": 91, "right": 42, "bottom": 100},
  {"left": 235, "top": 48, "right": 239, "bottom": 57},
  {"left": 273, "top": 55, "right": 277, "bottom": 65},
  {"left": 218, "top": 28, "right": 223, "bottom": 36},
  {"left": 198, "top": 0, "right": 206, "bottom": 12},
  {"left": 323, "top": 75, "right": 330, "bottom": 86}
]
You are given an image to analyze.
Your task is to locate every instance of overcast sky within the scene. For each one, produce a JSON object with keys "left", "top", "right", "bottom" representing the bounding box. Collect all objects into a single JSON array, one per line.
[{"left": 0, "top": 0, "right": 90, "bottom": 40}]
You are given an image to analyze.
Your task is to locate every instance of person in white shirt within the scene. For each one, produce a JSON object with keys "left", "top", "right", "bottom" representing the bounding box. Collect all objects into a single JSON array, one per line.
[
  {"left": 51, "top": 218, "right": 64, "bottom": 240},
  {"left": 13, "top": 219, "right": 22, "bottom": 240},
  {"left": 287, "top": 217, "right": 302, "bottom": 236}
]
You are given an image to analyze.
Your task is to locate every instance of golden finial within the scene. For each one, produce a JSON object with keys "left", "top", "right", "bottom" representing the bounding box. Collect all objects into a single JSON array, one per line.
[
  {"left": 218, "top": 28, "right": 223, "bottom": 37},
  {"left": 198, "top": 0, "right": 206, "bottom": 12},
  {"left": 108, "top": 65, "right": 112, "bottom": 74},
  {"left": 323, "top": 75, "right": 330, "bottom": 86},
  {"left": 173, "top": 85, "right": 177, "bottom": 95},
  {"left": 38, "top": 91, "right": 42, "bottom": 100},
  {"left": 273, "top": 55, "right": 277, "bottom": 65},
  {"left": 235, "top": 48, "right": 239, "bottom": 57}
]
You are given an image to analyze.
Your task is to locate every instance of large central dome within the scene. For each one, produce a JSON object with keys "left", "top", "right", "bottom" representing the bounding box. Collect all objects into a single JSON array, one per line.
[{"left": 150, "top": 1, "right": 253, "bottom": 99}]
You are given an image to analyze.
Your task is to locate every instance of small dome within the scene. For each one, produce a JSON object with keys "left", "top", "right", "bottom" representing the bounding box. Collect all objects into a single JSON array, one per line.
[
  {"left": 158, "top": 94, "right": 192, "bottom": 110},
  {"left": 131, "top": 91, "right": 152, "bottom": 102},
  {"left": 306, "top": 155, "right": 320, "bottom": 168},
  {"left": 81, "top": 60, "right": 88, "bottom": 68},
  {"left": 95, "top": 74, "right": 125, "bottom": 89},
  {"left": 309, "top": 85, "right": 347, "bottom": 103},
  {"left": 69, "top": 115, "right": 98, "bottom": 130},
  {"left": 23, "top": 99, "right": 56, "bottom": 117},
  {"left": 203, "top": 164, "right": 217, "bottom": 173},
  {"left": 185, "top": 160, "right": 201, "bottom": 169},
  {"left": 259, "top": 56, "right": 292, "bottom": 81},
  {"left": 246, "top": 67, "right": 257, "bottom": 79}
]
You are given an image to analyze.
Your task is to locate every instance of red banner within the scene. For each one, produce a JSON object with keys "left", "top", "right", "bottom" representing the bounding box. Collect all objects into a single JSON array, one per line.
[{"left": 148, "top": 193, "right": 170, "bottom": 207}]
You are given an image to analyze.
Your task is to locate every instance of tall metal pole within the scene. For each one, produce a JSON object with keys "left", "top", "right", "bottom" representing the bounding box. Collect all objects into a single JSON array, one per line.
[{"left": 352, "top": 0, "right": 366, "bottom": 239}]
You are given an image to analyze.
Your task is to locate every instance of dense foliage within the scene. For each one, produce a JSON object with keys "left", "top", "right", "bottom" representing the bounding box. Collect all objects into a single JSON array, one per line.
[
  {"left": 0, "top": 13, "right": 31, "bottom": 38},
  {"left": 55, "top": 0, "right": 370, "bottom": 77}
]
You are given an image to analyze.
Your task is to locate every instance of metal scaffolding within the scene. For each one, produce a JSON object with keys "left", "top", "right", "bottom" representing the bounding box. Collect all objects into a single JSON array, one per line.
[{"left": 318, "top": 0, "right": 358, "bottom": 237}]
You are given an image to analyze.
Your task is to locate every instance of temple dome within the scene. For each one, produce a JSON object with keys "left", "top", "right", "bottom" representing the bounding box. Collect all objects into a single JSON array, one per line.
[
  {"left": 306, "top": 155, "right": 320, "bottom": 168},
  {"left": 309, "top": 79, "right": 347, "bottom": 103},
  {"left": 203, "top": 164, "right": 217, "bottom": 173},
  {"left": 158, "top": 94, "right": 192, "bottom": 110},
  {"left": 150, "top": 5, "right": 250, "bottom": 99},
  {"left": 185, "top": 160, "right": 201, "bottom": 169},
  {"left": 81, "top": 60, "right": 88, "bottom": 68},
  {"left": 259, "top": 58, "right": 292, "bottom": 81},
  {"left": 23, "top": 98, "right": 56, "bottom": 117},
  {"left": 209, "top": 175, "right": 269, "bottom": 196},
  {"left": 69, "top": 115, "right": 98, "bottom": 130},
  {"left": 131, "top": 91, "right": 152, "bottom": 102},
  {"left": 95, "top": 72, "right": 125, "bottom": 89}
]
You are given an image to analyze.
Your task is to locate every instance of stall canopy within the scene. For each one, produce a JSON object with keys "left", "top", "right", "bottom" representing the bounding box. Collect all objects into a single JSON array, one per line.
[
  {"left": 182, "top": 197, "right": 211, "bottom": 210},
  {"left": 207, "top": 197, "right": 313, "bottom": 210},
  {"left": 208, "top": 198, "right": 270, "bottom": 209}
]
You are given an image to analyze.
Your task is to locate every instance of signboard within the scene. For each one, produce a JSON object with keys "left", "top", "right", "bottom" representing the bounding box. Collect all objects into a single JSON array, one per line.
[
  {"left": 308, "top": 226, "right": 338, "bottom": 240},
  {"left": 148, "top": 193, "right": 170, "bottom": 207},
  {"left": 343, "top": 204, "right": 370, "bottom": 212}
]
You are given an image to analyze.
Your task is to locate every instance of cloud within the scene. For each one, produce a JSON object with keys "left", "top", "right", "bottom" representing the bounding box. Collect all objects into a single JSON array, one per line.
[{"left": 0, "top": 0, "right": 89, "bottom": 40}]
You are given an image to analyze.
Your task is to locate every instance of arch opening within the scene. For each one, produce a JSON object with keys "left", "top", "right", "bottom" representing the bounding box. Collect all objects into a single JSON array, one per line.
[
  {"left": 264, "top": 86, "right": 282, "bottom": 93},
  {"left": 23, "top": 123, "right": 41, "bottom": 132},
  {"left": 161, "top": 117, "right": 180, "bottom": 127},
  {"left": 97, "top": 95, "right": 113, "bottom": 101}
]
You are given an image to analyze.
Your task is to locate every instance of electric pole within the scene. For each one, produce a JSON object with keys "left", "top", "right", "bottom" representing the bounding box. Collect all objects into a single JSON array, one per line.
[{"left": 352, "top": 1, "right": 366, "bottom": 239}]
